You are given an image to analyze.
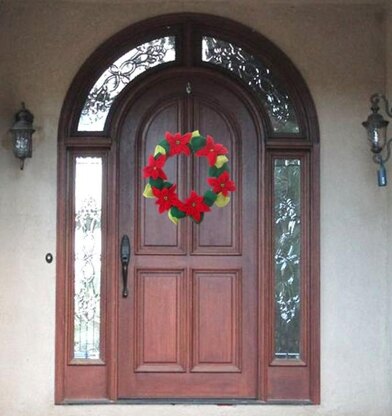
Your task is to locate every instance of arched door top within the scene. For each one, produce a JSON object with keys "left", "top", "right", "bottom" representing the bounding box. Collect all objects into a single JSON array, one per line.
[{"left": 60, "top": 13, "right": 319, "bottom": 142}]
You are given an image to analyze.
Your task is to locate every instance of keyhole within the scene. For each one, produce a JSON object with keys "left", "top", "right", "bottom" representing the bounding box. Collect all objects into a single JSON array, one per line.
[{"left": 186, "top": 82, "right": 192, "bottom": 95}]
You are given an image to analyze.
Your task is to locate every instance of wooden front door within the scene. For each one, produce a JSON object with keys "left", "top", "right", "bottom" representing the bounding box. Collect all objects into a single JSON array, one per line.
[{"left": 118, "top": 69, "right": 260, "bottom": 399}]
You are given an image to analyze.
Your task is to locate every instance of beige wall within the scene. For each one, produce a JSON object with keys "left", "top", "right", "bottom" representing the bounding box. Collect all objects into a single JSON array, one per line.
[
  {"left": 388, "top": 4, "right": 392, "bottom": 98},
  {"left": 0, "top": 1, "right": 390, "bottom": 415},
  {"left": 386, "top": 4, "right": 392, "bottom": 414}
]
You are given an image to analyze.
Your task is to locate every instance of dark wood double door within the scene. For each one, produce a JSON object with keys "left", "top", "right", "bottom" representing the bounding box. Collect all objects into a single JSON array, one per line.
[{"left": 118, "top": 69, "right": 260, "bottom": 399}]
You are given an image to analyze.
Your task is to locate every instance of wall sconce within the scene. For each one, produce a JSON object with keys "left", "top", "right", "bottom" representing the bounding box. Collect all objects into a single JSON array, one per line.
[
  {"left": 10, "top": 102, "right": 35, "bottom": 170},
  {"left": 362, "top": 94, "right": 392, "bottom": 186}
]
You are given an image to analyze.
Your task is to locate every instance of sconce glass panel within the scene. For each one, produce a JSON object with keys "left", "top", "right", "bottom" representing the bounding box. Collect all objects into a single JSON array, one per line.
[
  {"left": 202, "top": 36, "right": 299, "bottom": 134},
  {"left": 274, "top": 159, "right": 301, "bottom": 359},
  {"left": 13, "top": 131, "right": 32, "bottom": 159},
  {"left": 73, "top": 157, "right": 102, "bottom": 360},
  {"left": 78, "top": 36, "right": 176, "bottom": 131}
]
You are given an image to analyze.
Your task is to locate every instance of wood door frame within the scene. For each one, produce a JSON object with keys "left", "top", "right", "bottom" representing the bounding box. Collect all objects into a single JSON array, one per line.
[{"left": 56, "top": 13, "right": 320, "bottom": 404}]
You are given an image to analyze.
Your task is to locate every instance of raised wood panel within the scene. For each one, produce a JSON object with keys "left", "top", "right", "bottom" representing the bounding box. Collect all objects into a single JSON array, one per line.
[
  {"left": 135, "top": 270, "right": 186, "bottom": 372},
  {"left": 191, "top": 270, "right": 241, "bottom": 372},
  {"left": 191, "top": 100, "right": 241, "bottom": 255},
  {"left": 267, "top": 367, "right": 310, "bottom": 401},
  {"left": 64, "top": 366, "right": 107, "bottom": 400},
  {"left": 137, "top": 100, "right": 186, "bottom": 255}
]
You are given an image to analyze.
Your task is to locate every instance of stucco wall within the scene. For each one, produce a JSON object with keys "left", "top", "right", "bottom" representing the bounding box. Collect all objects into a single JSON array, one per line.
[
  {"left": 386, "top": 5, "right": 392, "bottom": 414},
  {"left": 0, "top": 1, "right": 390, "bottom": 415},
  {"left": 387, "top": 3, "right": 392, "bottom": 97}
]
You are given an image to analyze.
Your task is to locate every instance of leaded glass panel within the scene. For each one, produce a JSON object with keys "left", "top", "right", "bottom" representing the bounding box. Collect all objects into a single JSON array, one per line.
[
  {"left": 202, "top": 36, "right": 299, "bottom": 134},
  {"left": 78, "top": 36, "right": 176, "bottom": 131},
  {"left": 74, "top": 157, "right": 102, "bottom": 360},
  {"left": 274, "top": 159, "right": 301, "bottom": 359}
]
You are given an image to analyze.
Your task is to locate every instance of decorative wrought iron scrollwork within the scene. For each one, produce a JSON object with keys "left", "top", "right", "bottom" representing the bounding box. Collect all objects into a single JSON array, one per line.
[
  {"left": 202, "top": 37, "right": 299, "bottom": 134},
  {"left": 78, "top": 37, "right": 176, "bottom": 131}
]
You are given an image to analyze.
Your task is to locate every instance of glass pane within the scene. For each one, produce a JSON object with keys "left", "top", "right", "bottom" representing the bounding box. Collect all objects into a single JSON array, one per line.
[
  {"left": 74, "top": 157, "right": 102, "bottom": 360},
  {"left": 274, "top": 159, "right": 301, "bottom": 359},
  {"left": 202, "top": 36, "right": 299, "bottom": 134},
  {"left": 78, "top": 36, "right": 176, "bottom": 131}
]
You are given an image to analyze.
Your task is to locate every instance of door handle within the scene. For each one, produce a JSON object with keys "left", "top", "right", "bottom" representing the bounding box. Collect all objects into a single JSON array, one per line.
[{"left": 120, "top": 235, "right": 131, "bottom": 298}]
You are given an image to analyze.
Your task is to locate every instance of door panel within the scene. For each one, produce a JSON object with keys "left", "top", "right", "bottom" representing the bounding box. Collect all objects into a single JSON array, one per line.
[
  {"left": 136, "top": 99, "right": 187, "bottom": 255},
  {"left": 192, "top": 100, "right": 241, "bottom": 255},
  {"left": 118, "top": 71, "right": 259, "bottom": 398},
  {"left": 191, "top": 270, "right": 241, "bottom": 373},
  {"left": 135, "top": 270, "right": 186, "bottom": 372}
]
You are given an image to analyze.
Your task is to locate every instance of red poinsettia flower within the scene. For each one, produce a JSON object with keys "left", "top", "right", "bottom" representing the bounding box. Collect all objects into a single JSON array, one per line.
[
  {"left": 152, "top": 185, "right": 178, "bottom": 213},
  {"left": 165, "top": 132, "right": 192, "bottom": 156},
  {"left": 143, "top": 154, "right": 167, "bottom": 180},
  {"left": 182, "top": 191, "right": 210, "bottom": 222},
  {"left": 207, "top": 171, "right": 236, "bottom": 196},
  {"left": 195, "top": 135, "right": 228, "bottom": 166}
]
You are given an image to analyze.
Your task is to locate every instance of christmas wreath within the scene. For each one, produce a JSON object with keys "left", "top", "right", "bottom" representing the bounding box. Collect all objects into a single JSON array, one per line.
[{"left": 142, "top": 131, "right": 236, "bottom": 224}]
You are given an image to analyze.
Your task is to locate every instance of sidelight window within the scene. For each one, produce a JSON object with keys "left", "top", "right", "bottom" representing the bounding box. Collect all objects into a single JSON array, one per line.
[
  {"left": 73, "top": 157, "right": 103, "bottom": 360},
  {"left": 273, "top": 158, "right": 301, "bottom": 359}
]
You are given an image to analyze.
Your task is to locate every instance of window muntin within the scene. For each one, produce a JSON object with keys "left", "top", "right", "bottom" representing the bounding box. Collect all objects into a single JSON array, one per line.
[
  {"left": 202, "top": 36, "right": 299, "bottom": 134},
  {"left": 73, "top": 157, "right": 103, "bottom": 360},
  {"left": 78, "top": 36, "right": 176, "bottom": 131},
  {"left": 273, "top": 159, "right": 301, "bottom": 359}
]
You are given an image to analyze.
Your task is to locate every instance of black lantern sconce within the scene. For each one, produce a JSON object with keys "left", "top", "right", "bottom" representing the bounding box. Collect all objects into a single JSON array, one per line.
[
  {"left": 362, "top": 94, "right": 392, "bottom": 186},
  {"left": 10, "top": 102, "right": 35, "bottom": 170}
]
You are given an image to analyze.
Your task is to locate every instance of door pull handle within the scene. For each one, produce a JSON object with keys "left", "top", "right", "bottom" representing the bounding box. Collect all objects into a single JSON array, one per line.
[{"left": 120, "top": 235, "right": 131, "bottom": 298}]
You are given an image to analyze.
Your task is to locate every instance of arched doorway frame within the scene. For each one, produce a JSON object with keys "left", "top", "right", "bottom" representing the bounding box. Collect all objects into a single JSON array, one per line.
[{"left": 56, "top": 13, "right": 320, "bottom": 404}]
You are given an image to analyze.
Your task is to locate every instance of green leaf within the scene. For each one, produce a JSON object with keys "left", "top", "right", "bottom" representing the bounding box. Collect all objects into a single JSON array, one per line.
[
  {"left": 170, "top": 206, "right": 186, "bottom": 219},
  {"left": 158, "top": 139, "right": 170, "bottom": 154},
  {"left": 149, "top": 178, "right": 164, "bottom": 189},
  {"left": 154, "top": 144, "right": 167, "bottom": 157},
  {"left": 162, "top": 182, "right": 173, "bottom": 188},
  {"left": 168, "top": 210, "right": 179, "bottom": 225},
  {"left": 208, "top": 164, "right": 229, "bottom": 177},
  {"left": 215, "top": 193, "right": 230, "bottom": 207},
  {"left": 203, "top": 190, "right": 218, "bottom": 207},
  {"left": 190, "top": 136, "right": 206, "bottom": 152}
]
